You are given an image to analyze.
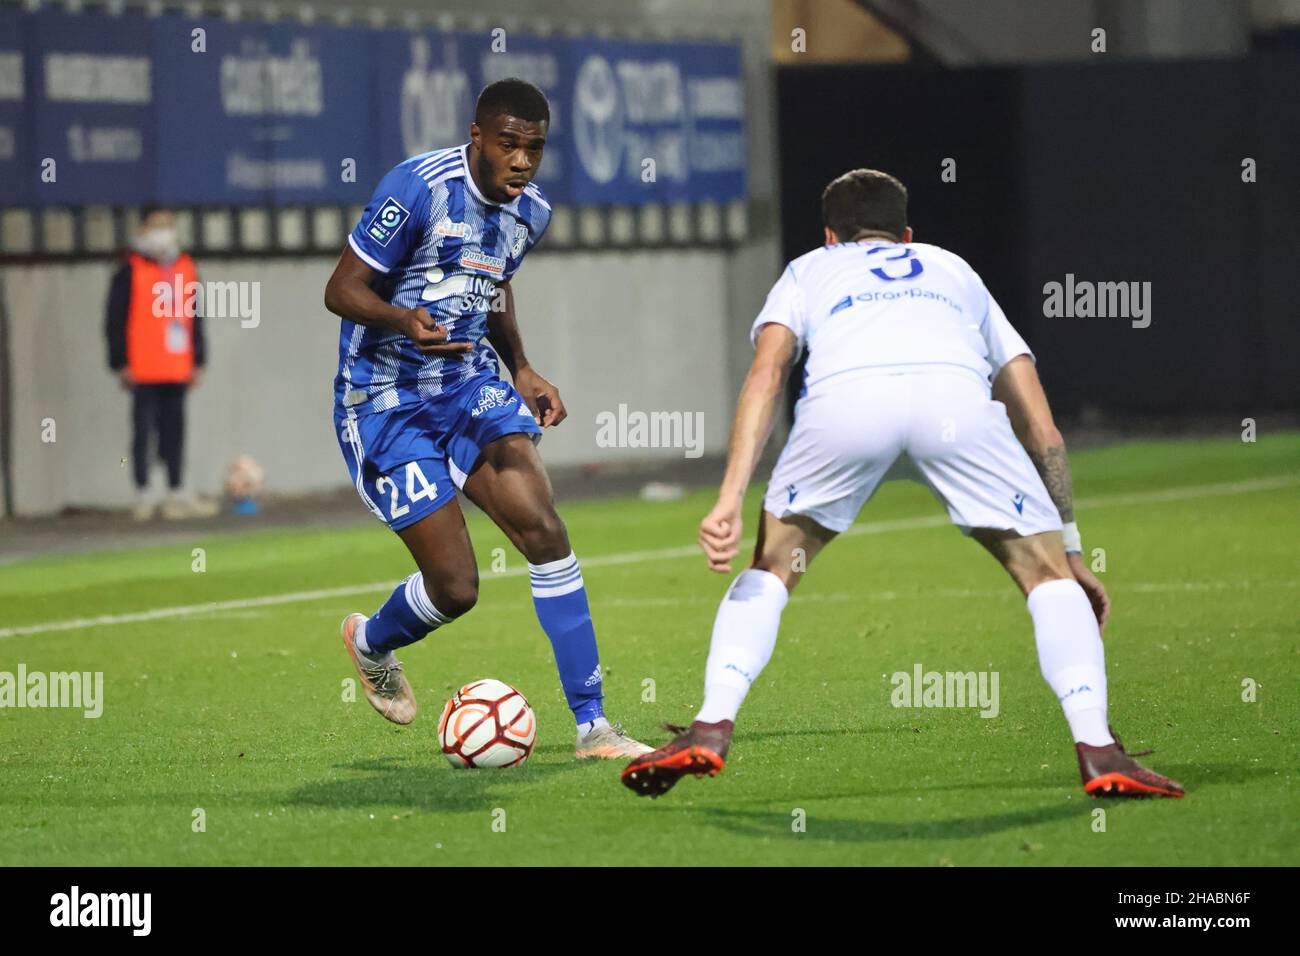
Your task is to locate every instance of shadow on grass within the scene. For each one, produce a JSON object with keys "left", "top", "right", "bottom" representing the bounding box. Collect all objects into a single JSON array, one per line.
[
  {"left": 697, "top": 801, "right": 1082, "bottom": 843},
  {"left": 285, "top": 755, "right": 585, "bottom": 814}
]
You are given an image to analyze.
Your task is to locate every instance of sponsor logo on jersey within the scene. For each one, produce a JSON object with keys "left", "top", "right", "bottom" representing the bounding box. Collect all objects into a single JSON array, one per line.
[
  {"left": 830, "top": 286, "right": 964, "bottom": 316},
  {"left": 1012, "top": 492, "right": 1026, "bottom": 514},
  {"left": 365, "top": 196, "right": 410, "bottom": 247},
  {"left": 510, "top": 223, "right": 528, "bottom": 258},
  {"left": 459, "top": 249, "right": 506, "bottom": 276},
  {"left": 787, "top": 483, "right": 798, "bottom": 503},
  {"left": 434, "top": 217, "right": 472, "bottom": 239},
  {"left": 420, "top": 272, "right": 498, "bottom": 315},
  {"left": 471, "top": 383, "right": 516, "bottom": 417}
]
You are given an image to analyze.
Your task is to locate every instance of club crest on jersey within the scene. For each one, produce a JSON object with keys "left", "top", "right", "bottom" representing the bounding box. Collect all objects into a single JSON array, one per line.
[
  {"left": 459, "top": 249, "right": 506, "bottom": 277},
  {"left": 510, "top": 224, "right": 529, "bottom": 258},
  {"left": 434, "top": 217, "right": 472, "bottom": 240},
  {"left": 365, "top": 196, "right": 410, "bottom": 247}
]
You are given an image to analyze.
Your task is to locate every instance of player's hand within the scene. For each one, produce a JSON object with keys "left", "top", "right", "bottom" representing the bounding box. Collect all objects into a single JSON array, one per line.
[
  {"left": 117, "top": 368, "right": 135, "bottom": 391},
  {"left": 514, "top": 366, "right": 567, "bottom": 427},
  {"left": 1067, "top": 551, "right": 1110, "bottom": 634},
  {"left": 188, "top": 369, "right": 203, "bottom": 390},
  {"left": 699, "top": 497, "right": 742, "bottom": 573},
  {"left": 400, "top": 307, "right": 473, "bottom": 357}
]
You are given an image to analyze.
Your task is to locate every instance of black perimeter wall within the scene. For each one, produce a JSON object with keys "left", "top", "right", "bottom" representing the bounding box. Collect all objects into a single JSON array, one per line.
[{"left": 775, "top": 51, "right": 1300, "bottom": 419}]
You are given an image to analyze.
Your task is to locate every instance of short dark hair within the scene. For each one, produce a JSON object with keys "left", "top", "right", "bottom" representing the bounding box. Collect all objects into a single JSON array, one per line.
[
  {"left": 475, "top": 78, "right": 550, "bottom": 127},
  {"left": 139, "top": 202, "right": 169, "bottom": 221},
  {"left": 821, "top": 169, "right": 908, "bottom": 242}
]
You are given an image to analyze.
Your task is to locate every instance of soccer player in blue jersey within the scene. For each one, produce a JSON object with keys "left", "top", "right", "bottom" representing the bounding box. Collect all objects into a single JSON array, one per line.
[{"left": 324, "top": 79, "right": 650, "bottom": 759}]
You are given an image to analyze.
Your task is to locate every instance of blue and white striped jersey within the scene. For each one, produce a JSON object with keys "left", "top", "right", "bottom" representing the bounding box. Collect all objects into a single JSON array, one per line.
[{"left": 335, "top": 144, "right": 552, "bottom": 416}]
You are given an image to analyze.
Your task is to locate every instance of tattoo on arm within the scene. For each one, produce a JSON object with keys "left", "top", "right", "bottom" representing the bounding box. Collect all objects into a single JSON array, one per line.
[{"left": 1032, "top": 445, "right": 1075, "bottom": 522}]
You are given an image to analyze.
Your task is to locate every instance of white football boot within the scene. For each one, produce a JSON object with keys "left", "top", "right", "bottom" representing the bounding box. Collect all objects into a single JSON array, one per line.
[
  {"left": 575, "top": 720, "right": 653, "bottom": 760},
  {"left": 341, "top": 613, "right": 417, "bottom": 725}
]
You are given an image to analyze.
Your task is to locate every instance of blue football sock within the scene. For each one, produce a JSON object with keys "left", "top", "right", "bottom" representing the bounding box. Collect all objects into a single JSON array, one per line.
[
  {"left": 362, "top": 572, "right": 453, "bottom": 655},
  {"left": 529, "top": 552, "right": 604, "bottom": 726}
]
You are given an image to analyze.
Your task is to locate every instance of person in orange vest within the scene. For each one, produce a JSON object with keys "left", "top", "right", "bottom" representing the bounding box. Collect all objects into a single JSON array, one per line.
[{"left": 105, "top": 204, "right": 217, "bottom": 520}]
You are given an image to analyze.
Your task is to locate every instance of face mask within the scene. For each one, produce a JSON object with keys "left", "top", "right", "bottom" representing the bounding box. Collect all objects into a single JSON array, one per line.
[{"left": 136, "top": 226, "right": 180, "bottom": 263}]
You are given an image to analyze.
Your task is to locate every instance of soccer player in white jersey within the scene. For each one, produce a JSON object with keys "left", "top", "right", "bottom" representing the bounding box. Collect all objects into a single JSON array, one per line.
[
  {"left": 325, "top": 79, "right": 649, "bottom": 760},
  {"left": 623, "top": 169, "right": 1184, "bottom": 798}
]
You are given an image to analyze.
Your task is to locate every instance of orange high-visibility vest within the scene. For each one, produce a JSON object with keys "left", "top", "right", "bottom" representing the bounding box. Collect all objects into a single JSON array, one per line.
[{"left": 126, "top": 251, "right": 198, "bottom": 384}]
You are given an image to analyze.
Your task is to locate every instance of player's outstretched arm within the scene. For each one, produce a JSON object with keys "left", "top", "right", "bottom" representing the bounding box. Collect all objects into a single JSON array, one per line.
[
  {"left": 699, "top": 323, "right": 799, "bottom": 573},
  {"left": 323, "top": 245, "right": 471, "bottom": 357},
  {"left": 486, "top": 281, "right": 565, "bottom": 427},
  {"left": 993, "top": 355, "right": 1110, "bottom": 629}
]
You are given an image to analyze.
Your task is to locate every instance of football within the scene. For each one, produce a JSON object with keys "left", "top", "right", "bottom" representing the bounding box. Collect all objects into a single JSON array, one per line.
[{"left": 437, "top": 679, "right": 537, "bottom": 768}]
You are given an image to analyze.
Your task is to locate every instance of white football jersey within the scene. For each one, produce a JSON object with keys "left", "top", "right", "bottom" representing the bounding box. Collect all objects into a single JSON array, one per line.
[{"left": 750, "top": 240, "right": 1031, "bottom": 394}]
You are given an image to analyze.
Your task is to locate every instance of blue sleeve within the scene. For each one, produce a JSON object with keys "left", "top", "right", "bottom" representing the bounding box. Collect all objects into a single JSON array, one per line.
[{"left": 347, "top": 164, "right": 432, "bottom": 273}]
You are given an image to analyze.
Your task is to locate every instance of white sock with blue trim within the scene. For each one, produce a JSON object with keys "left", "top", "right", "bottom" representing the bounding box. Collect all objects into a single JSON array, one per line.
[{"left": 696, "top": 569, "right": 789, "bottom": 724}]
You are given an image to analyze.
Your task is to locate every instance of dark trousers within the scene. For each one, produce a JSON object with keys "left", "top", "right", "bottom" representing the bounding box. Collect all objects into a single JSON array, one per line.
[{"left": 131, "top": 383, "right": 187, "bottom": 490}]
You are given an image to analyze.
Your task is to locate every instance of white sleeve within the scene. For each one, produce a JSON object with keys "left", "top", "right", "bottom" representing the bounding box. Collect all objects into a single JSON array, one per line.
[
  {"left": 749, "top": 265, "right": 807, "bottom": 349},
  {"left": 982, "top": 287, "right": 1033, "bottom": 374}
]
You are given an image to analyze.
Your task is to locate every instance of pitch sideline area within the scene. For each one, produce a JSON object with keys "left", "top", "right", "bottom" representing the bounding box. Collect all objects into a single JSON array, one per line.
[{"left": 3, "top": 474, "right": 1294, "bottom": 641}]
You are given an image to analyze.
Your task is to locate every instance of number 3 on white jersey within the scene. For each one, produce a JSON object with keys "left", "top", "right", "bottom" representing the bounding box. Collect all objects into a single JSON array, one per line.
[
  {"left": 375, "top": 461, "right": 438, "bottom": 519},
  {"left": 866, "top": 245, "right": 924, "bottom": 281}
]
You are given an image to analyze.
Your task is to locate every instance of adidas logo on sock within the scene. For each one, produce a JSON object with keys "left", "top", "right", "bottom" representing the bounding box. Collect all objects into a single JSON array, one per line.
[{"left": 584, "top": 666, "right": 602, "bottom": 687}]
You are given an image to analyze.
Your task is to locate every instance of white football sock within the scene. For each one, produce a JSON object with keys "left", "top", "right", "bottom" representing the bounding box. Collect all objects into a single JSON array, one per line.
[
  {"left": 577, "top": 716, "right": 609, "bottom": 739},
  {"left": 354, "top": 618, "right": 373, "bottom": 654},
  {"left": 1027, "top": 578, "right": 1114, "bottom": 747},
  {"left": 695, "top": 569, "right": 789, "bottom": 724},
  {"left": 352, "top": 619, "right": 394, "bottom": 664}
]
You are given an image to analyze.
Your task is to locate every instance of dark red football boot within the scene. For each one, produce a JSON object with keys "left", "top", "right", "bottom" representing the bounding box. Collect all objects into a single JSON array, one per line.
[
  {"left": 1077, "top": 727, "right": 1185, "bottom": 798},
  {"left": 621, "top": 720, "right": 734, "bottom": 798}
]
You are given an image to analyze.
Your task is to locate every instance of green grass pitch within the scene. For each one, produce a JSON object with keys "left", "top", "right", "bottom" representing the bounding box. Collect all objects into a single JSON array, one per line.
[{"left": 1, "top": 435, "right": 1296, "bottom": 866}]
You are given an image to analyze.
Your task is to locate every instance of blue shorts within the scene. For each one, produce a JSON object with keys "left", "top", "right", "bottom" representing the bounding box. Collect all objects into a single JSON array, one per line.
[{"left": 335, "top": 374, "right": 542, "bottom": 532}]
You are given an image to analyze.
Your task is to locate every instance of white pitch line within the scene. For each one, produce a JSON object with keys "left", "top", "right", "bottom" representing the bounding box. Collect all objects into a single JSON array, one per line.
[
  {"left": 2, "top": 474, "right": 1295, "bottom": 640},
  {"left": 599, "top": 578, "right": 1297, "bottom": 608}
]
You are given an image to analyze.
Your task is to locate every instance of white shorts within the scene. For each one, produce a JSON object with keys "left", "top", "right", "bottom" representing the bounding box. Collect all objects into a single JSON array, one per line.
[{"left": 764, "top": 366, "right": 1063, "bottom": 536}]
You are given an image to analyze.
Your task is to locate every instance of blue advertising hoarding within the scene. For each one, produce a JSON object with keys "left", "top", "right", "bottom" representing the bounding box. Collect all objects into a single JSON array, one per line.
[
  {"left": 5, "top": 8, "right": 744, "bottom": 209},
  {"left": 26, "top": 7, "right": 156, "bottom": 206},
  {"left": 563, "top": 38, "right": 746, "bottom": 204},
  {"left": 0, "top": 5, "right": 28, "bottom": 206},
  {"left": 369, "top": 28, "right": 476, "bottom": 188},
  {"left": 152, "top": 14, "right": 374, "bottom": 205}
]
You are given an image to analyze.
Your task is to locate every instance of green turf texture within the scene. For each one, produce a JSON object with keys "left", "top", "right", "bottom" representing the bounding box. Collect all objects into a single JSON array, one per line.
[{"left": 1, "top": 434, "right": 1296, "bottom": 866}]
